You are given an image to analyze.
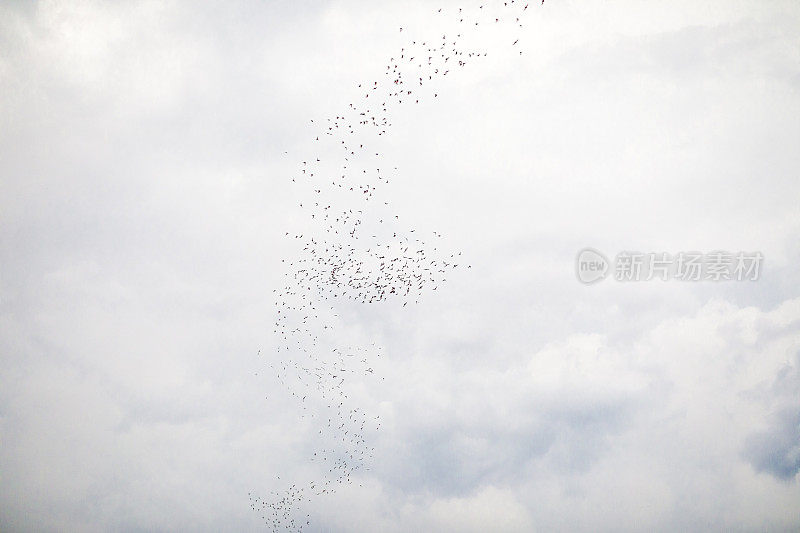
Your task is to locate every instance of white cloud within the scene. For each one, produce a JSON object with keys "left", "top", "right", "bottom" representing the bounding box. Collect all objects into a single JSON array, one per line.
[{"left": 1, "top": 0, "right": 799, "bottom": 531}]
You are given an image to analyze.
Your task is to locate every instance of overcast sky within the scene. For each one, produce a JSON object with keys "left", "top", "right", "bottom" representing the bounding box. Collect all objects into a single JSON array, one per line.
[{"left": 1, "top": 0, "right": 799, "bottom": 531}]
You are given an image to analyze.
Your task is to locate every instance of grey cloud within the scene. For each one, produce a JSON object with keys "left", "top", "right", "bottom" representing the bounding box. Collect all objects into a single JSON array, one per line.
[
  {"left": 2, "top": 0, "right": 800, "bottom": 531},
  {"left": 745, "top": 407, "right": 800, "bottom": 481},
  {"left": 744, "top": 350, "right": 800, "bottom": 481}
]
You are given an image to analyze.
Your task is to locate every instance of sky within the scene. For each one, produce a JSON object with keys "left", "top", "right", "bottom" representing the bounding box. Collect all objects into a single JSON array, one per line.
[{"left": 1, "top": 0, "right": 799, "bottom": 531}]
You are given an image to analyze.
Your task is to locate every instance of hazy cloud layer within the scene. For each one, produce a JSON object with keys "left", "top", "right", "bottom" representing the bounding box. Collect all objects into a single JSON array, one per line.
[{"left": 1, "top": 0, "right": 799, "bottom": 531}]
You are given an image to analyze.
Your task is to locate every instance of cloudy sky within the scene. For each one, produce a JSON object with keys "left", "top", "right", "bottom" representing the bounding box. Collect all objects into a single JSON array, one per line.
[{"left": 1, "top": 0, "right": 799, "bottom": 531}]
